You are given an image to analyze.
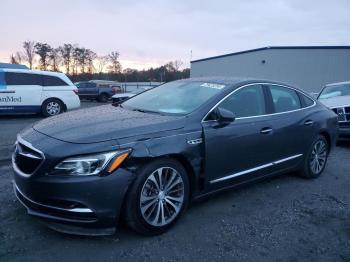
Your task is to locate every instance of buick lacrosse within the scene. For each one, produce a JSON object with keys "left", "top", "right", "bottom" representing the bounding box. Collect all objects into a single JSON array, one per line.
[{"left": 12, "top": 77, "right": 338, "bottom": 236}]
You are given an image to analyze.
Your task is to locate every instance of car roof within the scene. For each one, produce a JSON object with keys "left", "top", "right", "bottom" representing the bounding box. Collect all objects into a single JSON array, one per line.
[
  {"left": 325, "top": 81, "right": 350, "bottom": 86},
  {"left": 177, "top": 76, "right": 291, "bottom": 88}
]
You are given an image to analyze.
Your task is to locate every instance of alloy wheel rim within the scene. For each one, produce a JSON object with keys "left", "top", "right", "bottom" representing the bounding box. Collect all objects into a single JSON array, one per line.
[
  {"left": 140, "top": 167, "right": 184, "bottom": 227},
  {"left": 310, "top": 140, "right": 327, "bottom": 174},
  {"left": 46, "top": 102, "right": 60, "bottom": 115}
]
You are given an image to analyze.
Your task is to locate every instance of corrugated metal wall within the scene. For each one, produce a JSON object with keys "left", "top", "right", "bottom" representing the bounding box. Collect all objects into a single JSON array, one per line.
[{"left": 190, "top": 49, "right": 350, "bottom": 93}]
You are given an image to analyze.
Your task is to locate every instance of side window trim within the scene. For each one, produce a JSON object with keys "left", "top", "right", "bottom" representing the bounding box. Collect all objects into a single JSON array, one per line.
[
  {"left": 202, "top": 83, "right": 316, "bottom": 123},
  {"left": 262, "top": 85, "right": 274, "bottom": 114},
  {"left": 203, "top": 83, "right": 266, "bottom": 121}
]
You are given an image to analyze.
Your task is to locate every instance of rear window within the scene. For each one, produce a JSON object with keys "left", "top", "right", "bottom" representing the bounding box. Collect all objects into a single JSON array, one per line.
[
  {"left": 42, "top": 75, "right": 68, "bottom": 86},
  {"left": 269, "top": 85, "right": 301, "bottom": 113},
  {"left": 5, "top": 72, "right": 42, "bottom": 86}
]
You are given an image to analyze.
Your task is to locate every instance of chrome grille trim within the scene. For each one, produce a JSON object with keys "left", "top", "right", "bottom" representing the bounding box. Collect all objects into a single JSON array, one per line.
[
  {"left": 331, "top": 106, "right": 350, "bottom": 123},
  {"left": 12, "top": 136, "right": 45, "bottom": 177}
]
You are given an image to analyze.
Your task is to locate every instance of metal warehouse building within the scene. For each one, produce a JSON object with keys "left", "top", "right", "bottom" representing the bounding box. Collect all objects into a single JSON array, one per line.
[{"left": 190, "top": 46, "right": 350, "bottom": 94}]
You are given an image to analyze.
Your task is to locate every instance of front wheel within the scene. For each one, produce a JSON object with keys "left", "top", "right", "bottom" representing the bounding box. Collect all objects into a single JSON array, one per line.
[
  {"left": 299, "top": 135, "right": 329, "bottom": 179},
  {"left": 41, "top": 99, "right": 64, "bottom": 117},
  {"left": 124, "top": 159, "right": 189, "bottom": 235}
]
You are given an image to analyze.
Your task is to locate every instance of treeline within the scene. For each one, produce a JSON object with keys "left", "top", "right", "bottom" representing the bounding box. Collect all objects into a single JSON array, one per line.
[{"left": 9, "top": 41, "right": 189, "bottom": 82}]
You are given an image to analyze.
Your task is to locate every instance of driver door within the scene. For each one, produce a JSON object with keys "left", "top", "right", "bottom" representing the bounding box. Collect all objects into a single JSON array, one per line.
[{"left": 202, "top": 84, "right": 277, "bottom": 189}]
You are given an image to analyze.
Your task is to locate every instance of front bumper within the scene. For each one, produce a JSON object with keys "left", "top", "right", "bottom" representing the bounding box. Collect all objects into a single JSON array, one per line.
[
  {"left": 338, "top": 127, "right": 350, "bottom": 140},
  {"left": 13, "top": 167, "right": 135, "bottom": 236}
]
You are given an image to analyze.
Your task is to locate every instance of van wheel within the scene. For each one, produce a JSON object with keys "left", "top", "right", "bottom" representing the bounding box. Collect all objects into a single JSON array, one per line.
[
  {"left": 42, "top": 99, "right": 64, "bottom": 117},
  {"left": 98, "top": 93, "right": 108, "bottom": 103}
]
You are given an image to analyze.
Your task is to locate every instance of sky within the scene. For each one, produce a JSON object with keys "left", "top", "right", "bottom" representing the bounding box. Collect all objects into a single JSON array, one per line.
[{"left": 0, "top": 0, "right": 349, "bottom": 70}]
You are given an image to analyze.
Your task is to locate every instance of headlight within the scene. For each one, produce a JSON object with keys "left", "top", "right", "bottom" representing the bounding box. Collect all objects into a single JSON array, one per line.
[{"left": 51, "top": 149, "right": 131, "bottom": 176}]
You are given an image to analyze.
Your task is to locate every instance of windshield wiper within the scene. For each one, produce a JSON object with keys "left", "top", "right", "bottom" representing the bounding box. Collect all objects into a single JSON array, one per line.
[
  {"left": 132, "top": 108, "right": 162, "bottom": 115},
  {"left": 132, "top": 108, "right": 164, "bottom": 115}
]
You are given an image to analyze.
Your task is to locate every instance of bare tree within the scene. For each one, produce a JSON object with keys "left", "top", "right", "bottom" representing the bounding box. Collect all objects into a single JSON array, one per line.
[
  {"left": 34, "top": 43, "right": 52, "bottom": 70},
  {"left": 49, "top": 48, "right": 61, "bottom": 71},
  {"left": 59, "top": 44, "right": 74, "bottom": 74},
  {"left": 72, "top": 47, "right": 82, "bottom": 75},
  {"left": 9, "top": 52, "right": 23, "bottom": 64},
  {"left": 173, "top": 60, "right": 184, "bottom": 71},
  {"left": 96, "top": 55, "right": 109, "bottom": 73},
  {"left": 22, "top": 41, "right": 35, "bottom": 69},
  {"left": 86, "top": 49, "right": 97, "bottom": 74},
  {"left": 165, "top": 61, "right": 176, "bottom": 72},
  {"left": 10, "top": 54, "right": 18, "bottom": 64},
  {"left": 108, "top": 51, "right": 122, "bottom": 74}
]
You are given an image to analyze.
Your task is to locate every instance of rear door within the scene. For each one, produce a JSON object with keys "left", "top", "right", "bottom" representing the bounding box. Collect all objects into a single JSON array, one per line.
[
  {"left": 1, "top": 71, "right": 43, "bottom": 113},
  {"left": 86, "top": 83, "right": 98, "bottom": 96},
  {"left": 41, "top": 74, "right": 73, "bottom": 100},
  {"left": 76, "top": 82, "right": 87, "bottom": 97},
  {"left": 78, "top": 82, "right": 98, "bottom": 97},
  {"left": 262, "top": 84, "right": 313, "bottom": 169}
]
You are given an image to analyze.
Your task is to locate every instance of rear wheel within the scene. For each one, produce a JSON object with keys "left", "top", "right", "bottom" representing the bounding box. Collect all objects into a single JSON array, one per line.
[
  {"left": 124, "top": 159, "right": 189, "bottom": 235},
  {"left": 299, "top": 135, "right": 329, "bottom": 178},
  {"left": 98, "top": 93, "right": 109, "bottom": 103},
  {"left": 41, "top": 99, "right": 64, "bottom": 117}
]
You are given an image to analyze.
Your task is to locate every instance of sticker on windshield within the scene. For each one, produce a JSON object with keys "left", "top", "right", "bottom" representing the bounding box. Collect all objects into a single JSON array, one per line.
[{"left": 200, "top": 83, "right": 225, "bottom": 90}]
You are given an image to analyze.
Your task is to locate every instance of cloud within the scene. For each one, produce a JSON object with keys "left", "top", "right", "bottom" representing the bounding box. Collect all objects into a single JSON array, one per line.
[{"left": 0, "top": 0, "right": 349, "bottom": 69}]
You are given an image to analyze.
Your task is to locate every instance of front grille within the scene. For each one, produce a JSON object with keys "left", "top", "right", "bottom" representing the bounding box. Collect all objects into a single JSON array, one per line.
[
  {"left": 13, "top": 141, "right": 44, "bottom": 175},
  {"left": 331, "top": 106, "right": 350, "bottom": 123}
]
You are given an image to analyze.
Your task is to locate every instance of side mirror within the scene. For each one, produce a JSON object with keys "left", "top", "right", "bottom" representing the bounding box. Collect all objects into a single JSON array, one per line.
[{"left": 216, "top": 107, "right": 235, "bottom": 124}]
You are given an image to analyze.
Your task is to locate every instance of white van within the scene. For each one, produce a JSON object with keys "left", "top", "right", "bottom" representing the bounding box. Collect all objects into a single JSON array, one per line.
[{"left": 0, "top": 68, "right": 80, "bottom": 116}]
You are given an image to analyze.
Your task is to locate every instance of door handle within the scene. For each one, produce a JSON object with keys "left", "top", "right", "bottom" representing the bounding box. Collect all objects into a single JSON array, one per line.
[
  {"left": 304, "top": 120, "right": 313, "bottom": 126},
  {"left": 260, "top": 127, "right": 273, "bottom": 134}
]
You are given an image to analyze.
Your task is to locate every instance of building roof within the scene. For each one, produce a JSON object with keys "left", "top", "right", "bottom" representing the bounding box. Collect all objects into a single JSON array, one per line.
[
  {"left": 191, "top": 46, "right": 350, "bottom": 63},
  {"left": 0, "top": 63, "right": 28, "bottom": 69}
]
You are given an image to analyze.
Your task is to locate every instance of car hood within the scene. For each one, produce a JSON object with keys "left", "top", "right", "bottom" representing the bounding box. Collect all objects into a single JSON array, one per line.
[
  {"left": 319, "top": 95, "right": 350, "bottom": 108},
  {"left": 33, "top": 105, "right": 186, "bottom": 144}
]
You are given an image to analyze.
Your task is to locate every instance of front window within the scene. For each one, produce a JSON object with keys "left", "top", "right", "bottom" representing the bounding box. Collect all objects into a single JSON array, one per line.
[
  {"left": 122, "top": 81, "right": 225, "bottom": 115},
  {"left": 319, "top": 83, "right": 350, "bottom": 99},
  {"left": 217, "top": 84, "right": 266, "bottom": 118}
]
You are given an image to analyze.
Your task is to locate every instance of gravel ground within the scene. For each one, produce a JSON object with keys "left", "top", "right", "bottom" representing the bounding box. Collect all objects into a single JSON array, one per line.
[{"left": 0, "top": 102, "right": 349, "bottom": 262}]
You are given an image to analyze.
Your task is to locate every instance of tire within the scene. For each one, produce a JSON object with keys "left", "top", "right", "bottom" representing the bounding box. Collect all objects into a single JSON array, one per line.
[
  {"left": 41, "top": 99, "right": 64, "bottom": 117},
  {"left": 98, "top": 93, "right": 109, "bottom": 103},
  {"left": 298, "top": 135, "right": 329, "bottom": 179},
  {"left": 124, "top": 159, "right": 190, "bottom": 236}
]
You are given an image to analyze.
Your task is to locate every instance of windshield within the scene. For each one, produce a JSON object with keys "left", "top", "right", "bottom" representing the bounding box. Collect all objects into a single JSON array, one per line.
[
  {"left": 122, "top": 81, "right": 226, "bottom": 115},
  {"left": 319, "top": 83, "right": 350, "bottom": 99}
]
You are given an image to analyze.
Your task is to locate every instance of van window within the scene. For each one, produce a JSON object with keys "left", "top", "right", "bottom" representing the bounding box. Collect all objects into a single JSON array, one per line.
[
  {"left": 0, "top": 71, "right": 5, "bottom": 88},
  {"left": 5, "top": 72, "right": 42, "bottom": 86},
  {"left": 42, "top": 75, "right": 69, "bottom": 86}
]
